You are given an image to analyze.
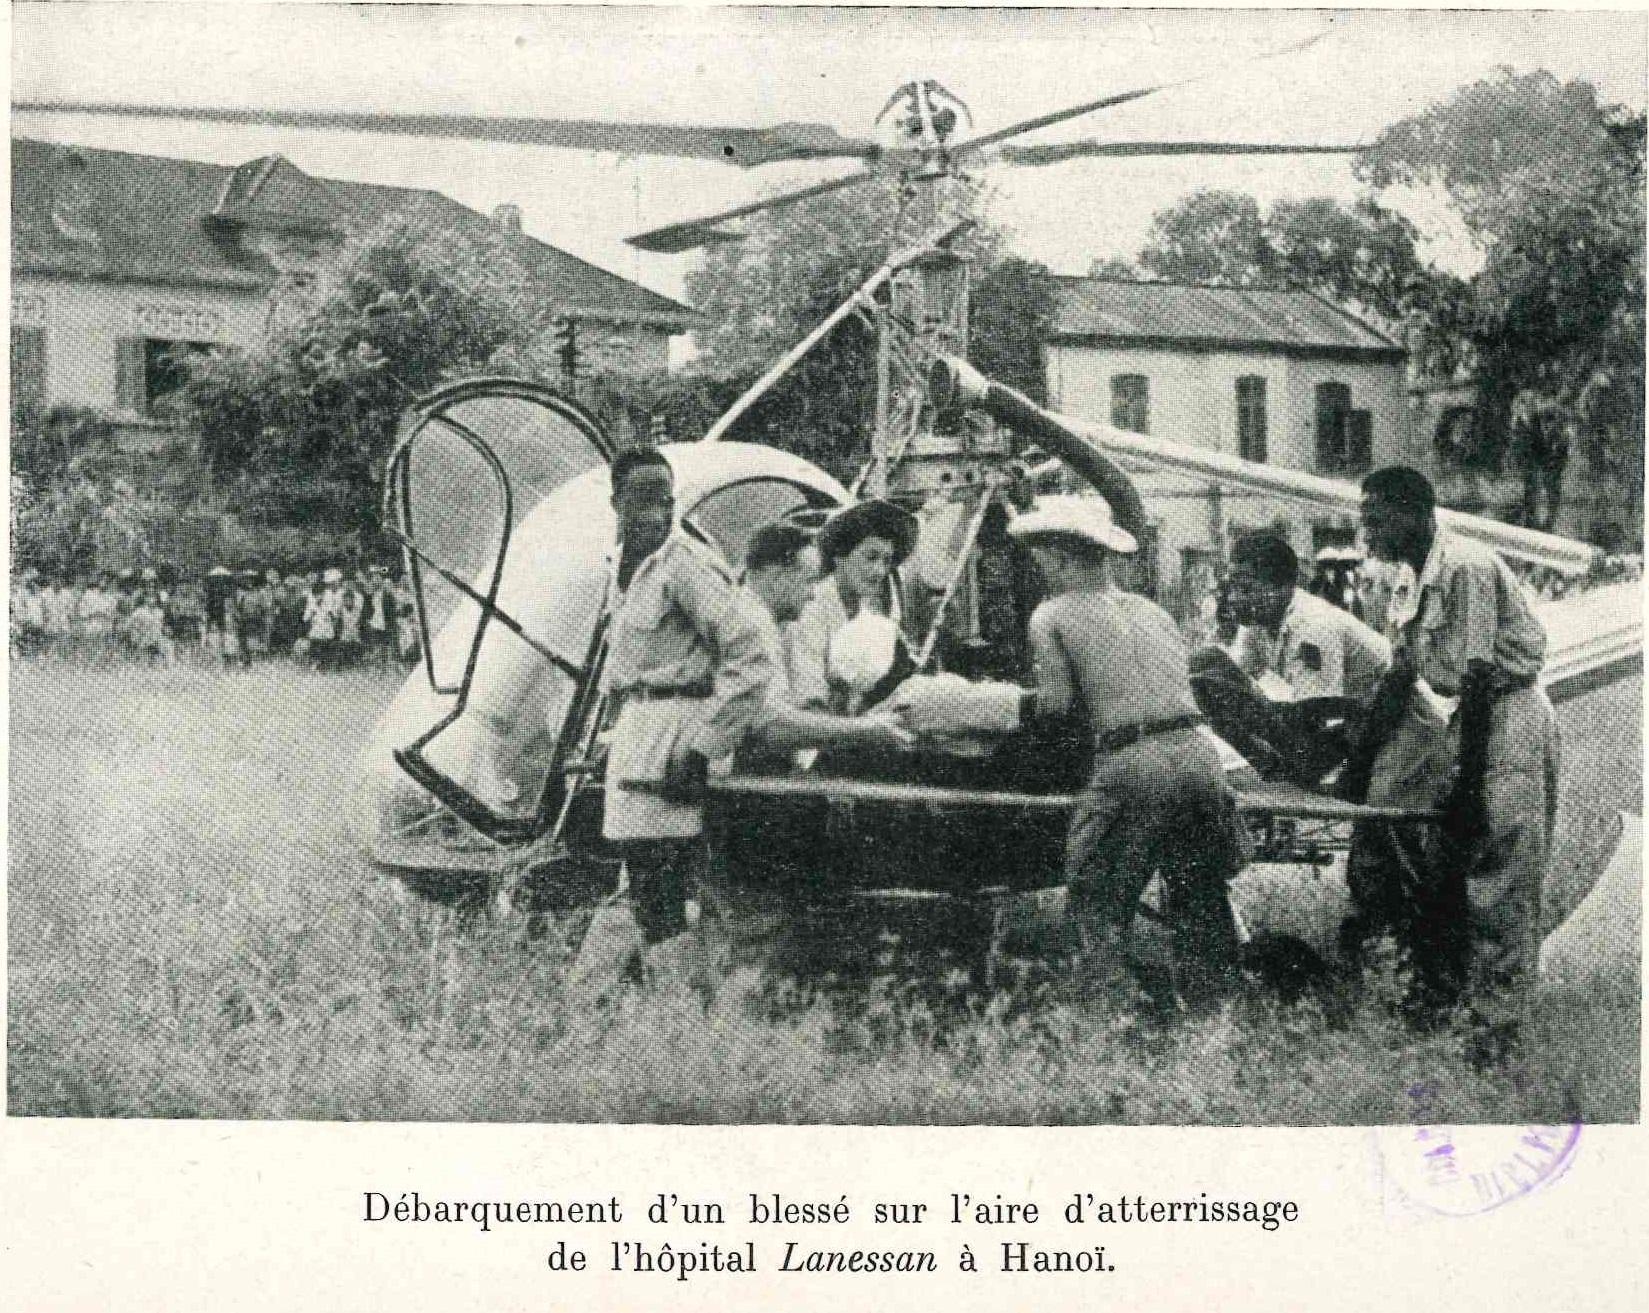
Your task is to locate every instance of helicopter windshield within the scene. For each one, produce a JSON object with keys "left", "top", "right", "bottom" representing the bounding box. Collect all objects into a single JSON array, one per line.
[{"left": 389, "top": 379, "right": 613, "bottom": 693}]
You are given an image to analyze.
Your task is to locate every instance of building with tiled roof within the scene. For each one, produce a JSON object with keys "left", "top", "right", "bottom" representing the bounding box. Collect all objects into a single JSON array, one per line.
[
  {"left": 10, "top": 137, "right": 699, "bottom": 419},
  {"left": 1048, "top": 277, "right": 1404, "bottom": 360},
  {"left": 1042, "top": 276, "right": 1412, "bottom": 608}
]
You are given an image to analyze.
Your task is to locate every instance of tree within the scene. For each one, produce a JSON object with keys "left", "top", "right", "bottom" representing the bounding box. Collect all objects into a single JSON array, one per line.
[
  {"left": 1358, "top": 70, "right": 1645, "bottom": 532},
  {"left": 1087, "top": 256, "right": 1138, "bottom": 280},
  {"left": 684, "top": 177, "right": 1044, "bottom": 480},
  {"left": 1139, "top": 191, "right": 1270, "bottom": 286},
  {"left": 683, "top": 177, "right": 899, "bottom": 478},
  {"left": 183, "top": 211, "right": 574, "bottom": 537},
  {"left": 1137, "top": 189, "right": 1430, "bottom": 330},
  {"left": 10, "top": 404, "right": 154, "bottom": 577},
  {"left": 11, "top": 402, "right": 119, "bottom": 487},
  {"left": 969, "top": 256, "right": 1059, "bottom": 405},
  {"left": 1264, "top": 197, "right": 1431, "bottom": 329}
]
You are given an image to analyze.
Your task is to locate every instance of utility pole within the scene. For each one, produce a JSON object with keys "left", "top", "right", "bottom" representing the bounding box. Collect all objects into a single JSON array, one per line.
[{"left": 553, "top": 316, "right": 581, "bottom": 395}]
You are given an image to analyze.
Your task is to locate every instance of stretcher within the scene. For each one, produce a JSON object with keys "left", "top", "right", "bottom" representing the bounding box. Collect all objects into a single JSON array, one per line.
[{"left": 701, "top": 770, "right": 1441, "bottom": 824}]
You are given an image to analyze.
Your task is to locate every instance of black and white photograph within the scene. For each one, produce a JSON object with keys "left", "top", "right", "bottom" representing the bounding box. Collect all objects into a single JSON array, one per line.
[{"left": 9, "top": 2, "right": 1643, "bottom": 1151}]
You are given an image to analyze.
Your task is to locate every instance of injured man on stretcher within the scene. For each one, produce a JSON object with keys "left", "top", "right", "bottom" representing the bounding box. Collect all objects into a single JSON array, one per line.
[{"left": 742, "top": 494, "right": 1251, "bottom": 1008}]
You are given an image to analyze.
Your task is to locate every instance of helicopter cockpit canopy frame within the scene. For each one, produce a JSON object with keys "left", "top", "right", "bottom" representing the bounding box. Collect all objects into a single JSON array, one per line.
[
  {"left": 380, "top": 379, "right": 615, "bottom": 844},
  {"left": 385, "top": 378, "right": 614, "bottom": 699},
  {"left": 364, "top": 377, "right": 851, "bottom": 865}
]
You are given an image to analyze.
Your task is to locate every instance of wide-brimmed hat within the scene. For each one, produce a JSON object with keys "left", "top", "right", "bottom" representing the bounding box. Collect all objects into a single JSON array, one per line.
[
  {"left": 322, "top": 567, "right": 343, "bottom": 584},
  {"left": 817, "top": 499, "right": 918, "bottom": 570},
  {"left": 1008, "top": 494, "right": 1137, "bottom": 555}
]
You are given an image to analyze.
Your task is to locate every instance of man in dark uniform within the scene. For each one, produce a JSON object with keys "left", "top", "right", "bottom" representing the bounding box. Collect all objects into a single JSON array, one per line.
[{"left": 699, "top": 520, "right": 913, "bottom": 971}]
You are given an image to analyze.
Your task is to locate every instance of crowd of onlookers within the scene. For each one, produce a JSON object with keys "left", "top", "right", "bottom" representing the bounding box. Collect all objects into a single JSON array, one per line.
[
  {"left": 11, "top": 563, "right": 421, "bottom": 670},
  {"left": 12, "top": 545, "right": 1640, "bottom": 673}
]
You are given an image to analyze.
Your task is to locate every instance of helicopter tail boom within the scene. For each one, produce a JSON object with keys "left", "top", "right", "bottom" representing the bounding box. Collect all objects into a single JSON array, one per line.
[{"left": 930, "top": 355, "right": 1599, "bottom": 578}]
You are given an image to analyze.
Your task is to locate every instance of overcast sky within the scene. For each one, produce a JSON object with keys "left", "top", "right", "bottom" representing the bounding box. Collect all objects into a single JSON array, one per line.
[{"left": 13, "top": 5, "right": 1648, "bottom": 309}]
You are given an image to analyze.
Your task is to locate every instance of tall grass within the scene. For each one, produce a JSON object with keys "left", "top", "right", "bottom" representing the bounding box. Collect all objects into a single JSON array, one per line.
[{"left": 8, "top": 656, "right": 1639, "bottom": 1124}]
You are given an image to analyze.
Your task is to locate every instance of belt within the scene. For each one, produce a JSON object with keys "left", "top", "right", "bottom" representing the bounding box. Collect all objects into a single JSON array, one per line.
[
  {"left": 622, "top": 680, "right": 714, "bottom": 702},
  {"left": 1432, "top": 671, "right": 1538, "bottom": 700},
  {"left": 1491, "top": 670, "right": 1538, "bottom": 698},
  {"left": 1095, "top": 712, "right": 1205, "bottom": 754}
]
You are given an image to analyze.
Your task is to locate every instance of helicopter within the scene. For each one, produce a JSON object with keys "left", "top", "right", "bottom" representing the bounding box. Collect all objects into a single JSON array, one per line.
[{"left": 24, "top": 43, "right": 1639, "bottom": 970}]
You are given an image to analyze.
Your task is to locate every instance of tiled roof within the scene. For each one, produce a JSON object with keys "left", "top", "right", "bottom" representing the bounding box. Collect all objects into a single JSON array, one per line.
[
  {"left": 11, "top": 137, "right": 698, "bottom": 329},
  {"left": 1049, "top": 276, "right": 1401, "bottom": 356},
  {"left": 12, "top": 138, "right": 272, "bottom": 289}
]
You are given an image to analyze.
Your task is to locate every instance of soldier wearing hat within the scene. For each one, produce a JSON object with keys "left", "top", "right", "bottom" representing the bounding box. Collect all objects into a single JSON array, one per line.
[
  {"left": 895, "top": 494, "right": 1246, "bottom": 1012},
  {"left": 788, "top": 498, "right": 919, "bottom": 712}
]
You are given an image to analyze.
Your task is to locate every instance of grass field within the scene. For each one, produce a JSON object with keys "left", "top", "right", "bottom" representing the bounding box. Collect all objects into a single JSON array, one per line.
[{"left": 8, "top": 653, "right": 1641, "bottom": 1124}]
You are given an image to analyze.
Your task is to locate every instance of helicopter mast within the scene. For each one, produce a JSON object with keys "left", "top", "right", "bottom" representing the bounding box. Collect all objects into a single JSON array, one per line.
[
  {"left": 862, "top": 149, "right": 1019, "bottom": 665},
  {"left": 862, "top": 169, "right": 984, "bottom": 499}
]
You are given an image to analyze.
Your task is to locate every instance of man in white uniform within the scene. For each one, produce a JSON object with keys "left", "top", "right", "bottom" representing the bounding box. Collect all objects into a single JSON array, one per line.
[
  {"left": 1192, "top": 533, "right": 1390, "bottom": 786},
  {"left": 573, "top": 447, "right": 772, "bottom": 998},
  {"left": 1348, "top": 466, "right": 1557, "bottom": 1063},
  {"left": 1229, "top": 533, "right": 1391, "bottom": 702}
]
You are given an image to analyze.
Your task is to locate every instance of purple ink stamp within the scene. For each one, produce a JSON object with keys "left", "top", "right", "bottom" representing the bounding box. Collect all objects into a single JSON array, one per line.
[{"left": 1377, "top": 1079, "right": 1582, "bottom": 1218}]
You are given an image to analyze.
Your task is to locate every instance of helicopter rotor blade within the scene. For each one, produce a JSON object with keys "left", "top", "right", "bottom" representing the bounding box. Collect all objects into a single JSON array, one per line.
[
  {"left": 12, "top": 100, "right": 882, "bottom": 169},
  {"left": 999, "top": 140, "right": 1364, "bottom": 166},
  {"left": 955, "top": 27, "right": 1332, "bottom": 155},
  {"left": 626, "top": 170, "right": 874, "bottom": 252}
]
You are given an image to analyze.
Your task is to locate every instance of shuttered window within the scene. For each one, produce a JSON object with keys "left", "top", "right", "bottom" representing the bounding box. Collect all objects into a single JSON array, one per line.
[
  {"left": 1236, "top": 375, "right": 1267, "bottom": 463},
  {"left": 10, "top": 327, "right": 46, "bottom": 414},
  {"left": 1110, "top": 373, "right": 1149, "bottom": 434},
  {"left": 1347, "top": 409, "right": 1373, "bottom": 473},
  {"left": 115, "top": 336, "right": 148, "bottom": 414},
  {"left": 1314, "top": 382, "right": 1352, "bottom": 473}
]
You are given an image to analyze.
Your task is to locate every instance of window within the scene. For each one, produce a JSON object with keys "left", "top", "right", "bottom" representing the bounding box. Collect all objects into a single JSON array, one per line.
[
  {"left": 1110, "top": 373, "right": 1149, "bottom": 434},
  {"left": 1347, "top": 409, "right": 1373, "bottom": 473},
  {"left": 1235, "top": 375, "right": 1267, "bottom": 463},
  {"left": 10, "top": 327, "right": 46, "bottom": 416},
  {"left": 1314, "top": 382, "right": 1352, "bottom": 473},
  {"left": 116, "top": 337, "right": 212, "bottom": 417},
  {"left": 685, "top": 478, "right": 821, "bottom": 571}
]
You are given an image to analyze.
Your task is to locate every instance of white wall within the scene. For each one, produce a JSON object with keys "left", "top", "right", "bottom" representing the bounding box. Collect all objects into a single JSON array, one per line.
[
  {"left": 1045, "top": 341, "right": 1408, "bottom": 606},
  {"left": 13, "top": 276, "right": 680, "bottom": 417},
  {"left": 12, "top": 275, "right": 268, "bottom": 413},
  {"left": 580, "top": 320, "right": 672, "bottom": 376}
]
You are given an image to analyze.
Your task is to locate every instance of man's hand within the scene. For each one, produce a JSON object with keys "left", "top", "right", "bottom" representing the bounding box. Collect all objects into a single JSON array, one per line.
[
  {"left": 660, "top": 748, "right": 710, "bottom": 804},
  {"left": 852, "top": 709, "right": 917, "bottom": 753}
]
